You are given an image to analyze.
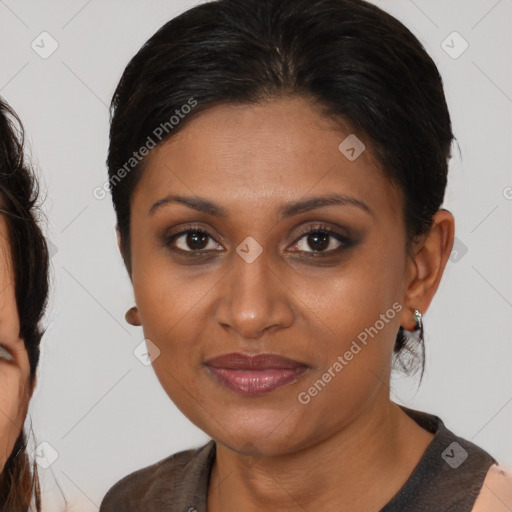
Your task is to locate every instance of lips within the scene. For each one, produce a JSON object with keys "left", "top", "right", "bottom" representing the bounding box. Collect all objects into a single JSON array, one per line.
[{"left": 204, "top": 352, "right": 309, "bottom": 395}]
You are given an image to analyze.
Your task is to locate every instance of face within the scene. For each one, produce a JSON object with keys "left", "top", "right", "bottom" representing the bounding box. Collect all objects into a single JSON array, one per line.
[
  {"left": 128, "top": 96, "right": 412, "bottom": 456},
  {"left": 0, "top": 215, "right": 31, "bottom": 472}
]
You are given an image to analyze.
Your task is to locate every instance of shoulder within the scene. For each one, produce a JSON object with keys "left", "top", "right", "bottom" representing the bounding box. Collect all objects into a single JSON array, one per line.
[
  {"left": 472, "top": 464, "right": 512, "bottom": 512},
  {"left": 99, "top": 440, "right": 215, "bottom": 512}
]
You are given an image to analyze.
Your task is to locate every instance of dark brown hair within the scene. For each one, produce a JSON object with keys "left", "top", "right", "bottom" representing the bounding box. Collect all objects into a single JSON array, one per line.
[
  {"left": 107, "top": 0, "right": 454, "bottom": 379},
  {"left": 0, "top": 96, "right": 50, "bottom": 511}
]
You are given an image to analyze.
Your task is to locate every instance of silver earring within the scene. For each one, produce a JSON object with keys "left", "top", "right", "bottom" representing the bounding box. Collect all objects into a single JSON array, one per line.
[{"left": 413, "top": 309, "right": 422, "bottom": 331}]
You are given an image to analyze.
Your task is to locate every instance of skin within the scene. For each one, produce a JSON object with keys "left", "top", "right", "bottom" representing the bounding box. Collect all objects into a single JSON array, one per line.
[
  {"left": 473, "top": 465, "right": 512, "bottom": 511},
  {"left": 0, "top": 214, "right": 33, "bottom": 473},
  {"left": 122, "top": 96, "right": 454, "bottom": 511}
]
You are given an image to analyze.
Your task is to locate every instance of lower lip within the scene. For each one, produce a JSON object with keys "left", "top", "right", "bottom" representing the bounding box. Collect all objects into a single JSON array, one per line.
[{"left": 206, "top": 366, "right": 308, "bottom": 395}]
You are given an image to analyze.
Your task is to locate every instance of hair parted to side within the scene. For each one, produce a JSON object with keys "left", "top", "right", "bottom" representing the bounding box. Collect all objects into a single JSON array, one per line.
[
  {"left": 107, "top": 0, "right": 454, "bottom": 379},
  {"left": 0, "top": 96, "right": 50, "bottom": 512}
]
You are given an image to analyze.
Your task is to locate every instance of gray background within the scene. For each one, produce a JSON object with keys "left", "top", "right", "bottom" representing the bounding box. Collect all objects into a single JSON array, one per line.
[{"left": 0, "top": 0, "right": 511, "bottom": 509}]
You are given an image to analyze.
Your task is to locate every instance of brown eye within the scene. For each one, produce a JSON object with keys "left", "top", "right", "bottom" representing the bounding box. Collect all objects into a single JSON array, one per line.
[
  {"left": 165, "top": 227, "right": 223, "bottom": 253},
  {"left": 290, "top": 226, "right": 353, "bottom": 255}
]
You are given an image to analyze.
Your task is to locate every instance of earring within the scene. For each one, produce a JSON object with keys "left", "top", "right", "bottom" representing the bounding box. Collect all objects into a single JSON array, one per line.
[
  {"left": 413, "top": 308, "right": 425, "bottom": 381},
  {"left": 125, "top": 306, "right": 141, "bottom": 326},
  {"left": 413, "top": 309, "right": 422, "bottom": 332},
  {"left": 394, "top": 309, "right": 426, "bottom": 380}
]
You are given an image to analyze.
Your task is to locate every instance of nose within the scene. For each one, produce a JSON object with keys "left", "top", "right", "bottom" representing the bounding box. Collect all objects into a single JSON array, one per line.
[{"left": 214, "top": 247, "right": 295, "bottom": 340}]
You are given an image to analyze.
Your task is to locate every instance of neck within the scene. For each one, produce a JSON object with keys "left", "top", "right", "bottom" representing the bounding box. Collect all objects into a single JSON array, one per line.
[{"left": 207, "top": 397, "right": 434, "bottom": 512}]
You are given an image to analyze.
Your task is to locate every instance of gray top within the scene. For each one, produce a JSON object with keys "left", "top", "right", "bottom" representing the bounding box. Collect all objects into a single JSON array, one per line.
[{"left": 100, "top": 405, "right": 496, "bottom": 512}]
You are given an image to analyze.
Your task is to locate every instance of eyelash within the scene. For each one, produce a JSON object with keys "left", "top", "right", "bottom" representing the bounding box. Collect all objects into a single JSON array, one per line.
[{"left": 164, "top": 224, "right": 353, "bottom": 257}]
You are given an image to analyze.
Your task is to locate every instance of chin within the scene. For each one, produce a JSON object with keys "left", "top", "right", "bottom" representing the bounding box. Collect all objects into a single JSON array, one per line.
[{"left": 206, "top": 408, "right": 308, "bottom": 455}]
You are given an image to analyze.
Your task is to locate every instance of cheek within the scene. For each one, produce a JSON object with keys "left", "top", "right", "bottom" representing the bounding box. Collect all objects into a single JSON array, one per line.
[
  {"left": 0, "top": 366, "right": 31, "bottom": 465},
  {"left": 303, "top": 241, "right": 405, "bottom": 348},
  {"left": 131, "top": 226, "right": 211, "bottom": 332},
  {"left": 132, "top": 264, "right": 218, "bottom": 351},
  {"left": 130, "top": 243, "right": 217, "bottom": 399},
  {"left": 292, "top": 238, "right": 406, "bottom": 417},
  {"left": 292, "top": 271, "right": 404, "bottom": 435}
]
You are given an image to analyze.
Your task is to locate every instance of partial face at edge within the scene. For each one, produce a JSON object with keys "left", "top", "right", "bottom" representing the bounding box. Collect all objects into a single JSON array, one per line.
[
  {"left": 0, "top": 214, "right": 31, "bottom": 471},
  {"left": 127, "top": 96, "right": 411, "bottom": 455}
]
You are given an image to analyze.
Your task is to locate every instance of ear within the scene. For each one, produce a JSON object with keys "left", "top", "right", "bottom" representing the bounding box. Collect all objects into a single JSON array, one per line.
[{"left": 400, "top": 209, "right": 455, "bottom": 330}]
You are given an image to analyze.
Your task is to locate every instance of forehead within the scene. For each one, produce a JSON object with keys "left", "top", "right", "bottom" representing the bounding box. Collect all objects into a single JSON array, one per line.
[{"left": 131, "top": 96, "right": 403, "bottom": 221}]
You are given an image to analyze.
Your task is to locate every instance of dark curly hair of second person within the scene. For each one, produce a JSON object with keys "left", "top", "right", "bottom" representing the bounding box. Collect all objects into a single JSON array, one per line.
[{"left": 0, "top": 95, "right": 50, "bottom": 512}]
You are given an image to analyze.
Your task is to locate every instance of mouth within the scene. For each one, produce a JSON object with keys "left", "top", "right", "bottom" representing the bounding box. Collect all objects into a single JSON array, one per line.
[{"left": 204, "top": 352, "right": 310, "bottom": 395}]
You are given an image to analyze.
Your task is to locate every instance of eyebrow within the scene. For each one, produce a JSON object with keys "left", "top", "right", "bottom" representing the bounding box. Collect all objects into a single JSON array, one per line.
[{"left": 148, "top": 193, "right": 372, "bottom": 218}]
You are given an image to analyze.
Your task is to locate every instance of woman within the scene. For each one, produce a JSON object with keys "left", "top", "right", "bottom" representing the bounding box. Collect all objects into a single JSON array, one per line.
[
  {"left": 100, "top": 0, "right": 512, "bottom": 510},
  {"left": 0, "top": 97, "right": 49, "bottom": 511}
]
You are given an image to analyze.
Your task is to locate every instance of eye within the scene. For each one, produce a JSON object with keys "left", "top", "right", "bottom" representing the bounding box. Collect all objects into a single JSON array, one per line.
[
  {"left": 165, "top": 226, "right": 224, "bottom": 253},
  {"left": 289, "top": 225, "right": 353, "bottom": 255},
  {"left": 164, "top": 224, "right": 354, "bottom": 256},
  {"left": 0, "top": 344, "right": 14, "bottom": 362}
]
